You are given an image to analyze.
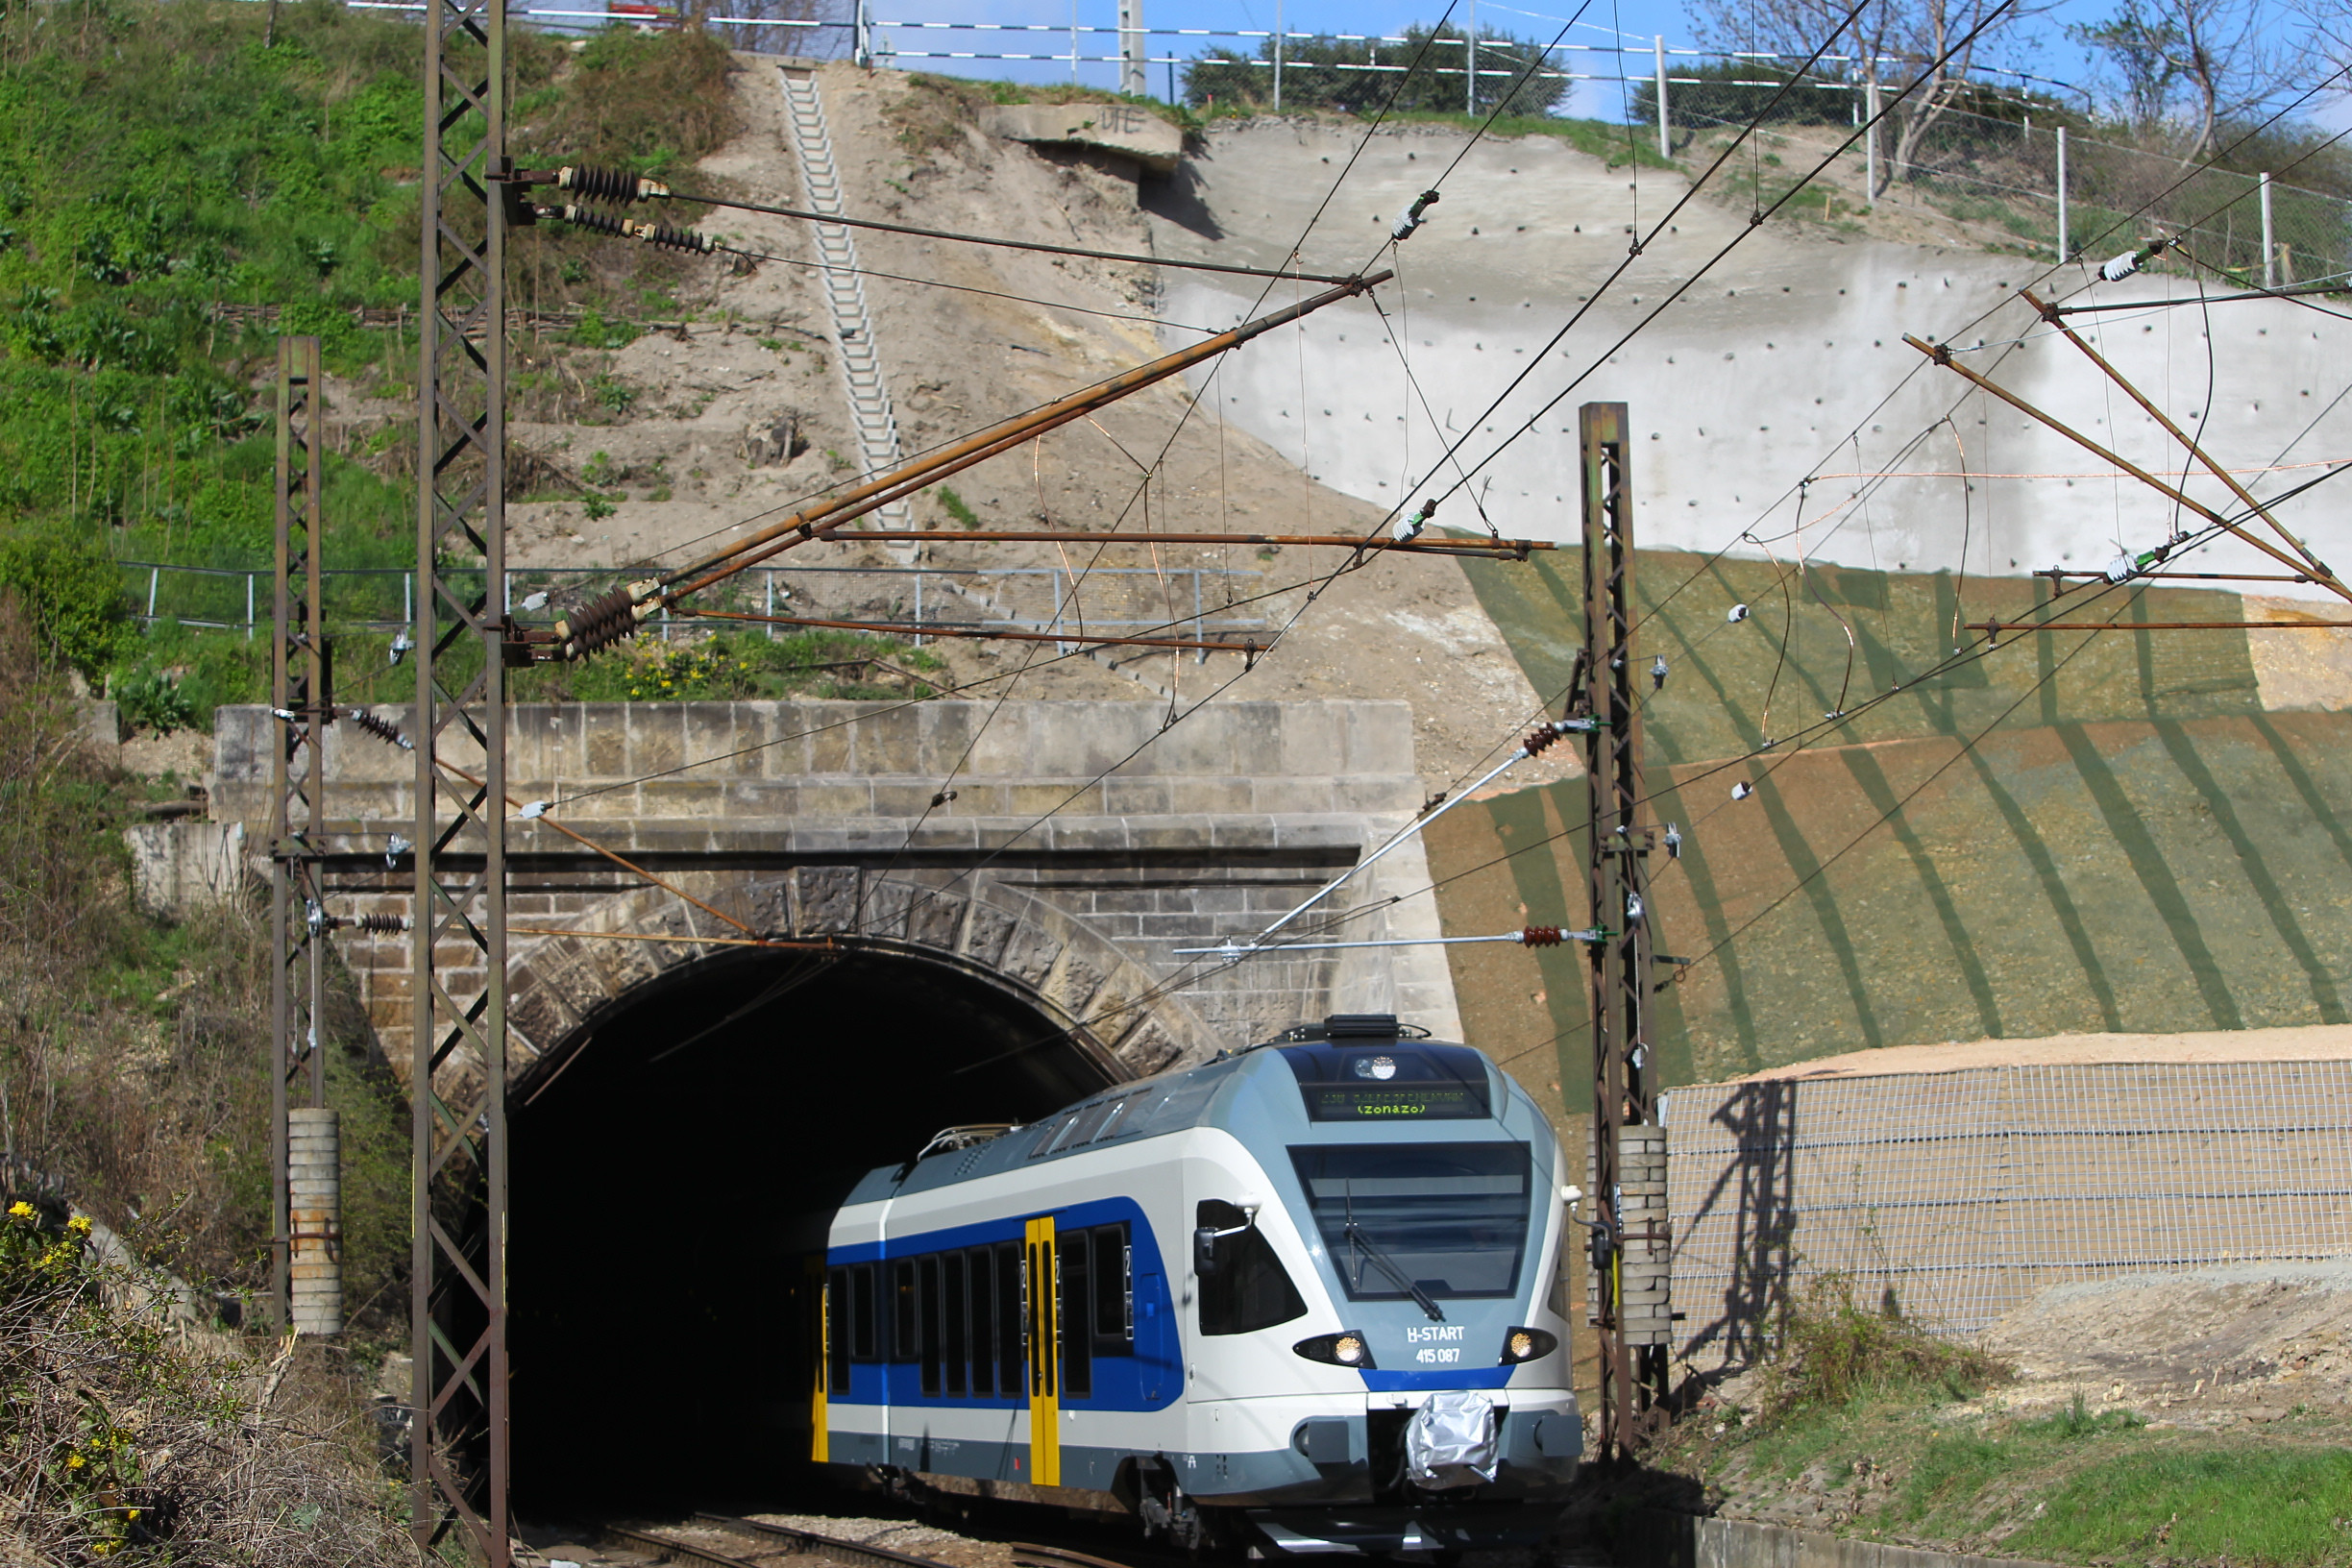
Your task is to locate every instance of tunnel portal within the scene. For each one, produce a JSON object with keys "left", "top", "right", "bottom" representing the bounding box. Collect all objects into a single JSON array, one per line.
[{"left": 509, "top": 944, "right": 1116, "bottom": 1513}]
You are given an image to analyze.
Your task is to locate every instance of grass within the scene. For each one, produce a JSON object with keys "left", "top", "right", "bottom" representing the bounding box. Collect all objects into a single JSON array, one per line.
[
  {"left": 0, "top": 0, "right": 741, "bottom": 706},
  {"left": 539, "top": 627, "right": 945, "bottom": 703},
  {"left": 1660, "top": 1286, "right": 2352, "bottom": 1567},
  {"left": 935, "top": 484, "right": 982, "bottom": 529}
]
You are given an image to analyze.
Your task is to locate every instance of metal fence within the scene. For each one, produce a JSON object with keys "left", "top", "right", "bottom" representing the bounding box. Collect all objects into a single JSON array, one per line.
[
  {"left": 1673, "top": 99, "right": 2352, "bottom": 288},
  {"left": 1661, "top": 1060, "right": 2352, "bottom": 1359},
  {"left": 120, "top": 559, "right": 1264, "bottom": 653}
]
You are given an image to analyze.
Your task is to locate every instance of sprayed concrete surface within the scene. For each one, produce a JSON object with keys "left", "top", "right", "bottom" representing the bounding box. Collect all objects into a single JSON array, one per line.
[
  {"left": 1149, "top": 119, "right": 2352, "bottom": 596},
  {"left": 1727, "top": 1021, "right": 2352, "bottom": 1079}
]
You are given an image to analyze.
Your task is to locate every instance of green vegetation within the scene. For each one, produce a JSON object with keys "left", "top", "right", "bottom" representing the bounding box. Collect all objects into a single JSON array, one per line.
[
  {"left": 1651, "top": 1283, "right": 2352, "bottom": 1566},
  {"left": 0, "top": 1201, "right": 408, "bottom": 1564},
  {"left": 1185, "top": 25, "right": 1566, "bottom": 118},
  {"left": 0, "top": 596, "right": 412, "bottom": 1324},
  {"left": 1752, "top": 1275, "right": 2010, "bottom": 1417},
  {"left": 887, "top": 73, "right": 1192, "bottom": 156},
  {"left": 1442, "top": 546, "right": 2352, "bottom": 1089},
  {"left": 0, "top": 0, "right": 744, "bottom": 720},
  {"left": 555, "top": 628, "right": 945, "bottom": 703},
  {"left": 934, "top": 484, "right": 982, "bottom": 529}
]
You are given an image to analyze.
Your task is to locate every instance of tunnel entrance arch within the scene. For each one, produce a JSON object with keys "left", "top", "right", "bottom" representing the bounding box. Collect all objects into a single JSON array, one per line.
[{"left": 498, "top": 874, "right": 1206, "bottom": 1514}]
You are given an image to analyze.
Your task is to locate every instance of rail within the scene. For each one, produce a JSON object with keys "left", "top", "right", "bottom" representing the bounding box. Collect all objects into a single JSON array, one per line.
[{"left": 696, "top": 1512, "right": 971, "bottom": 1568}]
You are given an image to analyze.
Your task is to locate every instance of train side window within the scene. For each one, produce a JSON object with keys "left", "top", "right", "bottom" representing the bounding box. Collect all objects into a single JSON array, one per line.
[
  {"left": 891, "top": 1260, "right": 918, "bottom": 1362},
  {"left": 918, "top": 1255, "right": 943, "bottom": 1396},
  {"left": 1196, "top": 1199, "right": 1308, "bottom": 1336},
  {"left": 826, "top": 1266, "right": 850, "bottom": 1390},
  {"left": 943, "top": 1252, "right": 968, "bottom": 1397},
  {"left": 849, "top": 1262, "right": 877, "bottom": 1361},
  {"left": 968, "top": 1247, "right": 996, "bottom": 1398},
  {"left": 1060, "top": 1228, "right": 1093, "bottom": 1399},
  {"left": 994, "top": 1241, "right": 1023, "bottom": 1387},
  {"left": 1090, "top": 1223, "right": 1133, "bottom": 1355}
]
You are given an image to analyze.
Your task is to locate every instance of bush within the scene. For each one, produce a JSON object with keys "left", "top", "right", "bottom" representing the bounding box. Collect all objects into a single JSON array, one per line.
[
  {"left": 1185, "top": 25, "right": 1566, "bottom": 118},
  {"left": 0, "top": 1203, "right": 409, "bottom": 1565},
  {"left": 0, "top": 529, "right": 135, "bottom": 679},
  {"left": 1756, "top": 1273, "right": 2010, "bottom": 1415},
  {"left": 112, "top": 667, "right": 199, "bottom": 734},
  {"left": 539, "top": 628, "right": 945, "bottom": 703}
]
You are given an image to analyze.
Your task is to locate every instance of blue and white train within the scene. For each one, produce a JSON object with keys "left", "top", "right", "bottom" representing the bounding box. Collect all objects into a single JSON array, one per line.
[{"left": 812, "top": 1015, "right": 1583, "bottom": 1556}]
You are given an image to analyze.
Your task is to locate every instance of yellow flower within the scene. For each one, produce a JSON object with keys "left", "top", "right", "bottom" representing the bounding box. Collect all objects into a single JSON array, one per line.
[
  {"left": 6, "top": 1201, "right": 31, "bottom": 1220},
  {"left": 126, "top": 1509, "right": 140, "bottom": 1522},
  {"left": 66, "top": 1214, "right": 91, "bottom": 1235},
  {"left": 66, "top": 1454, "right": 85, "bottom": 1469}
]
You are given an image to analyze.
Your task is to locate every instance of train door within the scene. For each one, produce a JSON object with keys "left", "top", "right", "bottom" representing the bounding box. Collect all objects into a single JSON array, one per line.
[
  {"left": 1023, "top": 1215, "right": 1061, "bottom": 1485},
  {"left": 809, "top": 1256, "right": 831, "bottom": 1462}
]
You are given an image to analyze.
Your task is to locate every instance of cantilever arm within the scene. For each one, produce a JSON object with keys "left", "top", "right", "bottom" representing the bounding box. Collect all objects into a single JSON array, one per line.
[
  {"left": 2018, "top": 287, "right": 2350, "bottom": 604},
  {"left": 1902, "top": 334, "right": 2344, "bottom": 600}
]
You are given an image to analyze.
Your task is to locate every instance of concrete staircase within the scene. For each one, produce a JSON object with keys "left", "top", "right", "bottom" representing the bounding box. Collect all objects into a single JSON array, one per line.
[{"left": 777, "top": 64, "right": 912, "bottom": 547}]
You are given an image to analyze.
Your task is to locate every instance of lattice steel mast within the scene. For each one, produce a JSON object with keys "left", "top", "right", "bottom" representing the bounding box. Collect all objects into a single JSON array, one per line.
[
  {"left": 410, "top": 0, "right": 515, "bottom": 1556},
  {"left": 268, "top": 336, "right": 332, "bottom": 1332},
  {"left": 1576, "top": 403, "right": 1673, "bottom": 1460}
]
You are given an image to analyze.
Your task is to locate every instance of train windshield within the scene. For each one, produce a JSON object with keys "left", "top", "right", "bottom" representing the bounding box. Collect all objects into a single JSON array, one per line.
[{"left": 1289, "top": 1142, "right": 1532, "bottom": 1301}]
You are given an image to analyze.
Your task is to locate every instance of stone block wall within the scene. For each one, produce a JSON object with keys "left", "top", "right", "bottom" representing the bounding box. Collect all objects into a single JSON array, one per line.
[{"left": 210, "top": 699, "right": 1466, "bottom": 1082}]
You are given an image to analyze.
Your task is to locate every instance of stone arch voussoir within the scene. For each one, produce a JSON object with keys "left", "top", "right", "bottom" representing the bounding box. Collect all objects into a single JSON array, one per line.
[{"left": 502, "top": 867, "right": 1223, "bottom": 1090}]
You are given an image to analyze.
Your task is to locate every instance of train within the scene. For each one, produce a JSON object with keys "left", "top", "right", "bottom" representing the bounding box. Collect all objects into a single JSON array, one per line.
[{"left": 812, "top": 1014, "right": 1583, "bottom": 1556}]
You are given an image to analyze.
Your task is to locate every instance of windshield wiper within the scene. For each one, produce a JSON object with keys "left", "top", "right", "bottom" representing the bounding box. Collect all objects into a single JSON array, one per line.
[{"left": 1345, "top": 1221, "right": 1444, "bottom": 1321}]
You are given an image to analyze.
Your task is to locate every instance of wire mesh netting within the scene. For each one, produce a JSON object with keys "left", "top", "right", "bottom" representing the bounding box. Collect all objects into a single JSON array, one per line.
[{"left": 1662, "top": 1061, "right": 2352, "bottom": 1360}]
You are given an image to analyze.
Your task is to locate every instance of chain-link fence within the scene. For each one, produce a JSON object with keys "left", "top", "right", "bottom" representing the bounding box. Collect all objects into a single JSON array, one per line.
[
  {"left": 1662, "top": 1060, "right": 2352, "bottom": 1360},
  {"left": 118, "top": 560, "right": 1266, "bottom": 650},
  {"left": 1671, "top": 95, "right": 2352, "bottom": 290}
]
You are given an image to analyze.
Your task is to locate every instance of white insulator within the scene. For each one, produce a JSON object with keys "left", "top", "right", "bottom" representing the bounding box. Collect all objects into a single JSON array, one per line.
[{"left": 287, "top": 1107, "right": 342, "bottom": 1335}]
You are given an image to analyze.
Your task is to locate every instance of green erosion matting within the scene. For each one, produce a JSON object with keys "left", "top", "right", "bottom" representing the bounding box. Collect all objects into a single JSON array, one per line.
[
  {"left": 1428, "top": 711, "right": 2352, "bottom": 1106},
  {"left": 1437, "top": 548, "right": 2349, "bottom": 1109},
  {"left": 1456, "top": 546, "right": 2264, "bottom": 760}
]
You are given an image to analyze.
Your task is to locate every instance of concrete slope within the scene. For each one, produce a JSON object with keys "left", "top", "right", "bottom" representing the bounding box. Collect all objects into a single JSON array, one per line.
[{"left": 1146, "top": 118, "right": 2352, "bottom": 595}]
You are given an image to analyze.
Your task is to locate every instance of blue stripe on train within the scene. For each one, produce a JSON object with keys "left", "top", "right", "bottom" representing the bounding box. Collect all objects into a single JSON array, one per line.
[{"left": 826, "top": 1194, "right": 1183, "bottom": 1412}]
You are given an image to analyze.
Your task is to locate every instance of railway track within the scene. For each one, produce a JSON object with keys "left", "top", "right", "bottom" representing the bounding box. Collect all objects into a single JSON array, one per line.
[{"left": 593, "top": 1511, "right": 1184, "bottom": 1568}]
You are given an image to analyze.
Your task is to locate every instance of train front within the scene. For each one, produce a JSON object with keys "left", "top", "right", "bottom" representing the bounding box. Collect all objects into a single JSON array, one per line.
[{"left": 1179, "top": 1017, "right": 1581, "bottom": 1556}]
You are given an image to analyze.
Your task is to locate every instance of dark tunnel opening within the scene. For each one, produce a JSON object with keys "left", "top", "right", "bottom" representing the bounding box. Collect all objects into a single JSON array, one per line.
[{"left": 508, "top": 944, "right": 1116, "bottom": 1516}]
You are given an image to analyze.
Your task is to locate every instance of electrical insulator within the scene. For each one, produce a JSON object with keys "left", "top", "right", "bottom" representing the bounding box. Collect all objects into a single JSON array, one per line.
[
  {"left": 1390, "top": 188, "right": 1441, "bottom": 241},
  {"left": 351, "top": 913, "right": 412, "bottom": 934},
  {"left": 557, "top": 164, "right": 673, "bottom": 204},
  {"left": 1521, "top": 720, "right": 1571, "bottom": 757},
  {"left": 625, "top": 219, "right": 716, "bottom": 255},
  {"left": 554, "top": 584, "right": 649, "bottom": 661},
  {"left": 345, "top": 708, "right": 414, "bottom": 751},
  {"left": 544, "top": 203, "right": 628, "bottom": 239}
]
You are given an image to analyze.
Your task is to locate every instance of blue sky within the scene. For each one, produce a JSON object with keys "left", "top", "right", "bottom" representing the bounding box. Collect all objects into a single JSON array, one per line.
[{"left": 856, "top": 0, "right": 2132, "bottom": 118}]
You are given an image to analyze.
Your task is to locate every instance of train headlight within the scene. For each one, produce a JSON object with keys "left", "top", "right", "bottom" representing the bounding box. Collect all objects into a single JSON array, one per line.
[
  {"left": 1293, "top": 1331, "right": 1377, "bottom": 1369},
  {"left": 1499, "top": 1327, "right": 1558, "bottom": 1364}
]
